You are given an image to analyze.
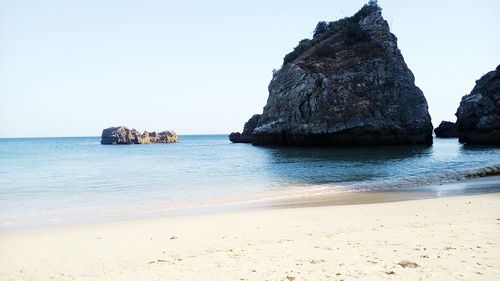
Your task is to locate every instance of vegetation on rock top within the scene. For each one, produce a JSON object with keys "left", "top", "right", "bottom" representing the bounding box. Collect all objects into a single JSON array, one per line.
[{"left": 283, "top": 0, "right": 382, "bottom": 65}]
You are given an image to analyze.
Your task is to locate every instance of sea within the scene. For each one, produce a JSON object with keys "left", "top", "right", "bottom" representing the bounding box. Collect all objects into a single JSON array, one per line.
[{"left": 1, "top": 135, "right": 499, "bottom": 229}]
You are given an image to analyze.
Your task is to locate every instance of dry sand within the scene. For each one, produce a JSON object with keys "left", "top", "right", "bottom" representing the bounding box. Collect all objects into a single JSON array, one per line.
[{"left": 1, "top": 193, "right": 499, "bottom": 281}]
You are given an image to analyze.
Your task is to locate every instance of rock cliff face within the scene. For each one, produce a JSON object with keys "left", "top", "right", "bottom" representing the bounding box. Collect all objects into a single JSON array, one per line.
[
  {"left": 229, "top": 114, "right": 261, "bottom": 143},
  {"left": 456, "top": 65, "right": 500, "bottom": 145},
  {"left": 246, "top": 3, "right": 433, "bottom": 146},
  {"left": 434, "top": 121, "right": 458, "bottom": 138},
  {"left": 100, "top": 126, "right": 177, "bottom": 144}
]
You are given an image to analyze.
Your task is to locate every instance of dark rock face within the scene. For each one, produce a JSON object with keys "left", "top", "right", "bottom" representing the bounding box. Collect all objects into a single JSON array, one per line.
[
  {"left": 434, "top": 121, "right": 458, "bottom": 138},
  {"left": 249, "top": 4, "right": 433, "bottom": 146},
  {"left": 229, "top": 132, "right": 241, "bottom": 143},
  {"left": 456, "top": 65, "right": 500, "bottom": 145},
  {"left": 101, "top": 126, "right": 177, "bottom": 144},
  {"left": 229, "top": 114, "right": 261, "bottom": 143}
]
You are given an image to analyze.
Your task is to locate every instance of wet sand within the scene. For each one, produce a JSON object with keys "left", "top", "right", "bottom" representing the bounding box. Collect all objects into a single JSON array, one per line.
[{"left": 1, "top": 192, "right": 499, "bottom": 280}]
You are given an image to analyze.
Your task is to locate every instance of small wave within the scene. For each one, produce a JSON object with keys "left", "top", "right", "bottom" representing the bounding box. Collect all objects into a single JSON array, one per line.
[
  {"left": 218, "top": 163, "right": 500, "bottom": 206},
  {"left": 344, "top": 163, "right": 500, "bottom": 192},
  {"left": 463, "top": 164, "right": 500, "bottom": 178}
]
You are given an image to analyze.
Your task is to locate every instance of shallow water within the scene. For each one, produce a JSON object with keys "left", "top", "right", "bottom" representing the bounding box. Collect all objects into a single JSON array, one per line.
[{"left": 0, "top": 135, "right": 499, "bottom": 229}]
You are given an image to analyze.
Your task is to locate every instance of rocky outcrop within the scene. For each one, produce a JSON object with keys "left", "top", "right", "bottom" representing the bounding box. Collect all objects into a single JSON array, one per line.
[
  {"left": 434, "top": 121, "right": 458, "bottom": 138},
  {"left": 100, "top": 126, "right": 177, "bottom": 144},
  {"left": 456, "top": 65, "right": 500, "bottom": 145},
  {"left": 229, "top": 114, "right": 261, "bottom": 143},
  {"left": 228, "top": 132, "right": 242, "bottom": 143},
  {"left": 243, "top": 3, "right": 432, "bottom": 146}
]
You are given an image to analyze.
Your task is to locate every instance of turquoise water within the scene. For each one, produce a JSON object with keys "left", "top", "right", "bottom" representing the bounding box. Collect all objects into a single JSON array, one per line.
[{"left": 0, "top": 135, "right": 499, "bottom": 229}]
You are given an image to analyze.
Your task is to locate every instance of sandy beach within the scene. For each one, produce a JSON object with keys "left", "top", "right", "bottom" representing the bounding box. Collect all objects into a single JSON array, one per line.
[{"left": 0, "top": 193, "right": 499, "bottom": 281}]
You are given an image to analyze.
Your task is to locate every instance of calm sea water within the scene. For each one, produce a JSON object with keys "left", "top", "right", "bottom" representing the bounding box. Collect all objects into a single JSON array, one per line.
[{"left": 0, "top": 135, "right": 499, "bottom": 229}]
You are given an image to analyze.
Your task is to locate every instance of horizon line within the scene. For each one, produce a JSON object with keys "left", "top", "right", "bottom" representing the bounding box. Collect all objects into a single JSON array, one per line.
[{"left": 0, "top": 133, "right": 230, "bottom": 139}]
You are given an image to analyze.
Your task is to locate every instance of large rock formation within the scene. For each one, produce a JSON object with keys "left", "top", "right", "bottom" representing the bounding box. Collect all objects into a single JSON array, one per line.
[
  {"left": 434, "top": 121, "right": 458, "bottom": 138},
  {"left": 456, "top": 65, "right": 500, "bottom": 145},
  {"left": 229, "top": 114, "right": 261, "bottom": 143},
  {"left": 100, "top": 126, "right": 177, "bottom": 144},
  {"left": 241, "top": 2, "right": 433, "bottom": 146}
]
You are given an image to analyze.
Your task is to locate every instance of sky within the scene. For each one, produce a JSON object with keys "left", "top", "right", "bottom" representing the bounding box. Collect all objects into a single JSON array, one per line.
[{"left": 1, "top": 0, "right": 499, "bottom": 137}]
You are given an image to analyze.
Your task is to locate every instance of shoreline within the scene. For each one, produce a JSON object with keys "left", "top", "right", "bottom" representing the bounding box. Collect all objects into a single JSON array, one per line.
[
  {"left": 1, "top": 193, "right": 499, "bottom": 280},
  {"left": 267, "top": 174, "right": 500, "bottom": 209},
  {"left": 2, "top": 174, "right": 500, "bottom": 232}
]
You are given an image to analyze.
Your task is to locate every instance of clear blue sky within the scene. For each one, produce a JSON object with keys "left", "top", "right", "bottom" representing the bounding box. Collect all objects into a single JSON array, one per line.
[{"left": 1, "top": 0, "right": 499, "bottom": 137}]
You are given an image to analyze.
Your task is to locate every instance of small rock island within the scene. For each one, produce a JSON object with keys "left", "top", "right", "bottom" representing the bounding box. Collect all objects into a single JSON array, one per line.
[
  {"left": 230, "top": 2, "right": 433, "bottom": 146},
  {"left": 434, "top": 121, "right": 458, "bottom": 138},
  {"left": 456, "top": 65, "right": 500, "bottom": 145},
  {"left": 101, "top": 126, "right": 177, "bottom": 145}
]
